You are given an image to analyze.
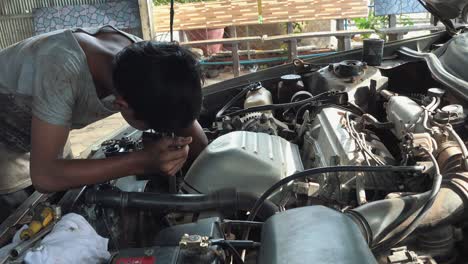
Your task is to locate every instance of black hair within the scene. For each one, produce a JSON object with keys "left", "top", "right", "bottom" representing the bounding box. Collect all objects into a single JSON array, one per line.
[{"left": 112, "top": 41, "right": 203, "bottom": 132}]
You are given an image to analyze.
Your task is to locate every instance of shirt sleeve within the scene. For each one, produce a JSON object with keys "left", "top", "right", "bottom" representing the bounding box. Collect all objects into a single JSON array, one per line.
[{"left": 31, "top": 55, "right": 77, "bottom": 127}]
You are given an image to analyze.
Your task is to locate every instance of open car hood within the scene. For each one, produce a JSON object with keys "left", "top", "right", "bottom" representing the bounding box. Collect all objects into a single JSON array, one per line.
[{"left": 422, "top": 0, "right": 468, "bottom": 21}]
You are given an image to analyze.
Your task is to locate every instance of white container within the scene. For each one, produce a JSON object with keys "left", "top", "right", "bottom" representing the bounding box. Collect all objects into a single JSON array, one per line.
[{"left": 244, "top": 87, "right": 273, "bottom": 109}]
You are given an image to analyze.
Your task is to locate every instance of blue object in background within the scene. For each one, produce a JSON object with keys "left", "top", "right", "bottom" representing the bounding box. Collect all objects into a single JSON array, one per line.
[
  {"left": 33, "top": 0, "right": 142, "bottom": 36},
  {"left": 374, "top": 0, "right": 427, "bottom": 16}
]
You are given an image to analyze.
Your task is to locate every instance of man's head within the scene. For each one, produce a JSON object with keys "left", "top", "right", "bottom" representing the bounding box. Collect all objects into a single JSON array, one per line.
[{"left": 112, "top": 42, "right": 203, "bottom": 132}]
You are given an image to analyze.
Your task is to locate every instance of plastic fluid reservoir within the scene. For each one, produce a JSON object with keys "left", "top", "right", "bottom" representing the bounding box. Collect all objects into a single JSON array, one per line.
[{"left": 244, "top": 86, "right": 273, "bottom": 110}]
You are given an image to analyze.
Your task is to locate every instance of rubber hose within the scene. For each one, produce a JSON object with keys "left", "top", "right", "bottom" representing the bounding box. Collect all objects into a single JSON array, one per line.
[
  {"left": 85, "top": 189, "right": 278, "bottom": 218},
  {"left": 237, "top": 192, "right": 278, "bottom": 221},
  {"left": 349, "top": 178, "right": 466, "bottom": 245},
  {"left": 85, "top": 188, "right": 239, "bottom": 214}
]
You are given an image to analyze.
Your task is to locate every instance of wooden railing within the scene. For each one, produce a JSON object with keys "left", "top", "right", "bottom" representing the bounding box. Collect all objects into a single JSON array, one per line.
[
  {"left": 152, "top": 0, "right": 368, "bottom": 32},
  {"left": 180, "top": 28, "right": 375, "bottom": 77},
  {"left": 377, "top": 25, "right": 445, "bottom": 41}
]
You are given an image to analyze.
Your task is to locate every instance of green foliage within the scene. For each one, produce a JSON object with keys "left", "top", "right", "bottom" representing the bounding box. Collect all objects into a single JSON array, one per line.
[
  {"left": 353, "top": 12, "right": 388, "bottom": 39},
  {"left": 399, "top": 15, "right": 415, "bottom": 26},
  {"left": 292, "top": 22, "right": 305, "bottom": 34},
  {"left": 282, "top": 22, "right": 304, "bottom": 34}
]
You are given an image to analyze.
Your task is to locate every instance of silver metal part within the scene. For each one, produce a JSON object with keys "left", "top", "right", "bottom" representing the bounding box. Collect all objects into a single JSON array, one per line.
[
  {"left": 386, "top": 96, "right": 425, "bottom": 139},
  {"left": 387, "top": 246, "right": 436, "bottom": 264},
  {"left": 292, "top": 182, "right": 320, "bottom": 197},
  {"left": 302, "top": 107, "right": 396, "bottom": 202},
  {"left": 183, "top": 131, "right": 303, "bottom": 198},
  {"left": 239, "top": 112, "right": 288, "bottom": 136},
  {"left": 179, "top": 234, "right": 210, "bottom": 252},
  {"left": 305, "top": 65, "right": 388, "bottom": 105},
  {"left": 10, "top": 224, "right": 54, "bottom": 259},
  {"left": 0, "top": 192, "right": 49, "bottom": 243},
  {"left": 113, "top": 176, "right": 148, "bottom": 193}
]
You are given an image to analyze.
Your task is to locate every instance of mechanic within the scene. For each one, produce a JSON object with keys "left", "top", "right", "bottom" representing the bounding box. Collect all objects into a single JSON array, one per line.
[{"left": 0, "top": 25, "right": 208, "bottom": 222}]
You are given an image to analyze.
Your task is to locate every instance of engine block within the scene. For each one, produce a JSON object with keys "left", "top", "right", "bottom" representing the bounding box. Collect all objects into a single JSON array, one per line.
[{"left": 302, "top": 107, "right": 397, "bottom": 203}]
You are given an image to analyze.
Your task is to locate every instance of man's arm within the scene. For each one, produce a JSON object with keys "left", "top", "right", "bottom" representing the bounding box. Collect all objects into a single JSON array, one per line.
[{"left": 30, "top": 116, "right": 191, "bottom": 193}]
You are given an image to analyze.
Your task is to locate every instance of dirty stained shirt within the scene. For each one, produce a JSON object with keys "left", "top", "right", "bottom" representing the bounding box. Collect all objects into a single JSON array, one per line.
[{"left": 0, "top": 26, "right": 140, "bottom": 194}]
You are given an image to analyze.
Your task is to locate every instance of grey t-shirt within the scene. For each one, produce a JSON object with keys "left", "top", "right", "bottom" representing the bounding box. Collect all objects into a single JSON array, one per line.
[{"left": 0, "top": 25, "right": 140, "bottom": 194}]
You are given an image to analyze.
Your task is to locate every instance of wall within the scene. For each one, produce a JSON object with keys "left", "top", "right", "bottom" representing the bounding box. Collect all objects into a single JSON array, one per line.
[
  {"left": 153, "top": 0, "right": 368, "bottom": 32},
  {"left": 34, "top": 1, "right": 141, "bottom": 36},
  {"left": 0, "top": 0, "right": 141, "bottom": 49},
  {"left": 374, "top": 0, "right": 426, "bottom": 16}
]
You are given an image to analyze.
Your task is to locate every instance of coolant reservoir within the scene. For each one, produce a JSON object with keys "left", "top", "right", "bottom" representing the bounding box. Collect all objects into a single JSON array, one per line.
[{"left": 244, "top": 86, "right": 273, "bottom": 109}]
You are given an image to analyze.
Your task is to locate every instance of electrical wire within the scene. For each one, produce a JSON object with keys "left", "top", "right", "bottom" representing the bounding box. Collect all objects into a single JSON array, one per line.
[
  {"left": 243, "top": 165, "right": 425, "bottom": 238},
  {"left": 294, "top": 103, "right": 364, "bottom": 124},
  {"left": 216, "top": 85, "right": 254, "bottom": 119},
  {"left": 343, "top": 112, "right": 391, "bottom": 203},
  {"left": 221, "top": 91, "right": 340, "bottom": 118},
  {"left": 344, "top": 112, "right": 385, "bottom": 166},
  {"left": 446, "top": 125, "right": 468, "bottom": 160},
  {"left": 222, "top": 240, "right": 245, "bottom": 264},
  {"left": 222, "top": 220, "right": 263, "bottom": 228},
  {"left": 371, "top": 148, "right": 442, "bottom": 253}
]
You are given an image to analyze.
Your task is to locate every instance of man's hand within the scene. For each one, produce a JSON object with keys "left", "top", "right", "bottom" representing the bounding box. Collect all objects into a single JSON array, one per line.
[
  {"left": 31, "top": 115, "right": 193, "bottom": 193},
  {"left": 139, "top": 137, "right": 192, "bottom": 176}
]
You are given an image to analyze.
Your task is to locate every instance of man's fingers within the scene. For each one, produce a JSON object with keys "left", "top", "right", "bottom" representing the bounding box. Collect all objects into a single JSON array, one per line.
[
  {"left": 167, "top": 160, "right": 186, "bottom": 176},
  {"left": 147, "top": 136, "right": 192, "bottom": 149},
  {"left": 163, "top": 157, "right": 187, "bottom": 175},
  {"left": 170, "top": 137, "right": 192, "bottom": 148},
  {"left": 163, "top": 145, "right": 189, "bottom": 161},
  {"left": 156, "top": 137, "right": 176, "bottom": 148}
]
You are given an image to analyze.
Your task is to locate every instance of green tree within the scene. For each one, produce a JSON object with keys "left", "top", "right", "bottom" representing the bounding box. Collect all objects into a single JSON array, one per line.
[{"left": 353, "top": 3, "right": 388, "bottom": 39}]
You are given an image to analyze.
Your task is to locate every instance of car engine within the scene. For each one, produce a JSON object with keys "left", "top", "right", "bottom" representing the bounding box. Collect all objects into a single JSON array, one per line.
[
  {"left": 81, "top": 58, "right": 467, "bottom": 264},
  {"left": 3, "top": 40, "right": 468, "bottom": 264}
]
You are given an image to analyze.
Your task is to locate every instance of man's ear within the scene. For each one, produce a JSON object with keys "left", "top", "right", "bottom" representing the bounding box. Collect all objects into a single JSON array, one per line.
[{"left": 113, "top": 96, "right": 130, "bottom": 111}]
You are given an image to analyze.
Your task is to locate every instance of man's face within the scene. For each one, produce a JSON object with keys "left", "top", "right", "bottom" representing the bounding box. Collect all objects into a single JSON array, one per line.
[
  {"left": 121, "top": 108, "right": 149, "bottom": 131},
  {"left": 113, "top": 96, "right": 149, "bottom": 131}
]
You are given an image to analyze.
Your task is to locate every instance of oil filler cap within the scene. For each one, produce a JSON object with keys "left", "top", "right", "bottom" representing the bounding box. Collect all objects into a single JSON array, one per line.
[{"left": 434, "top": 104, "right": 466, "bottom": 125}]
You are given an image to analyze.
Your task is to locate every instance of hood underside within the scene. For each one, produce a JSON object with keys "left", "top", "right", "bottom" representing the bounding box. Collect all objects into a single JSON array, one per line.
[{"left": 423, "top": 0, "right": 468, "bottom": 20}]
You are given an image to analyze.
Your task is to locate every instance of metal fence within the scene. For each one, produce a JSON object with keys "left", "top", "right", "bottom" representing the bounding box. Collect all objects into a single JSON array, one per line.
[{"left": 0, "top": 0, "right": 113, "bottom": 48}]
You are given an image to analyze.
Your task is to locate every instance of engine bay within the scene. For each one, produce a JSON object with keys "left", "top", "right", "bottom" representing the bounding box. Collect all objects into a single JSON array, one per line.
[{"left": 3, "top": 34, "right": 468, "bottom": 264}]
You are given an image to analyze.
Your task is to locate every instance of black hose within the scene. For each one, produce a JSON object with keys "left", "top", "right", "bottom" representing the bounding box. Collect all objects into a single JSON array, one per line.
[
  {"left": 240, "top": 165, "right": 424, "bottom": 254},
  {"left": 222, "top": 240, "right": 245, "bottom": 264},
  {"left": 246, "top": 165, "right": 424, "bottom": 224},
  {"left": 350, "top": 183, "right": 465, "bottom": 245},
  {"left": 237, "top": 192, "right": 278, "bottom": 221},
  {"left": 215, "top": 85, "right": 252, "bottom": 119},
  {"left": 371, "top": 149, "right": 442, "bottom": 253},
  {"left": 220, "top": 91, "right": 345, "bottom": 118},
  {"left": 360, "top": 114, "right": 394, "bottom": 129},
  {"left": 85, "top": 189, "right": 278, "bottom": 218},
  {"left": 222, "top": 220, "right": 263, "bottom": 228},
  {"left": 295, "top": 103, "right": 364, "bottom": 123},
  {"left": 347, "top": 192, "right": 431, "bottom": 244},
  {"left": 85, "top": 188, "right": 239, "bottom": 214}
]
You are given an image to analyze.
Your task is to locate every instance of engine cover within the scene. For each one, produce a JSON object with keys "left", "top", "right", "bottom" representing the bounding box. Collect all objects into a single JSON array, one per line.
[{"left": 183, "top": 131, "right": 303, "bottom": 197}]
